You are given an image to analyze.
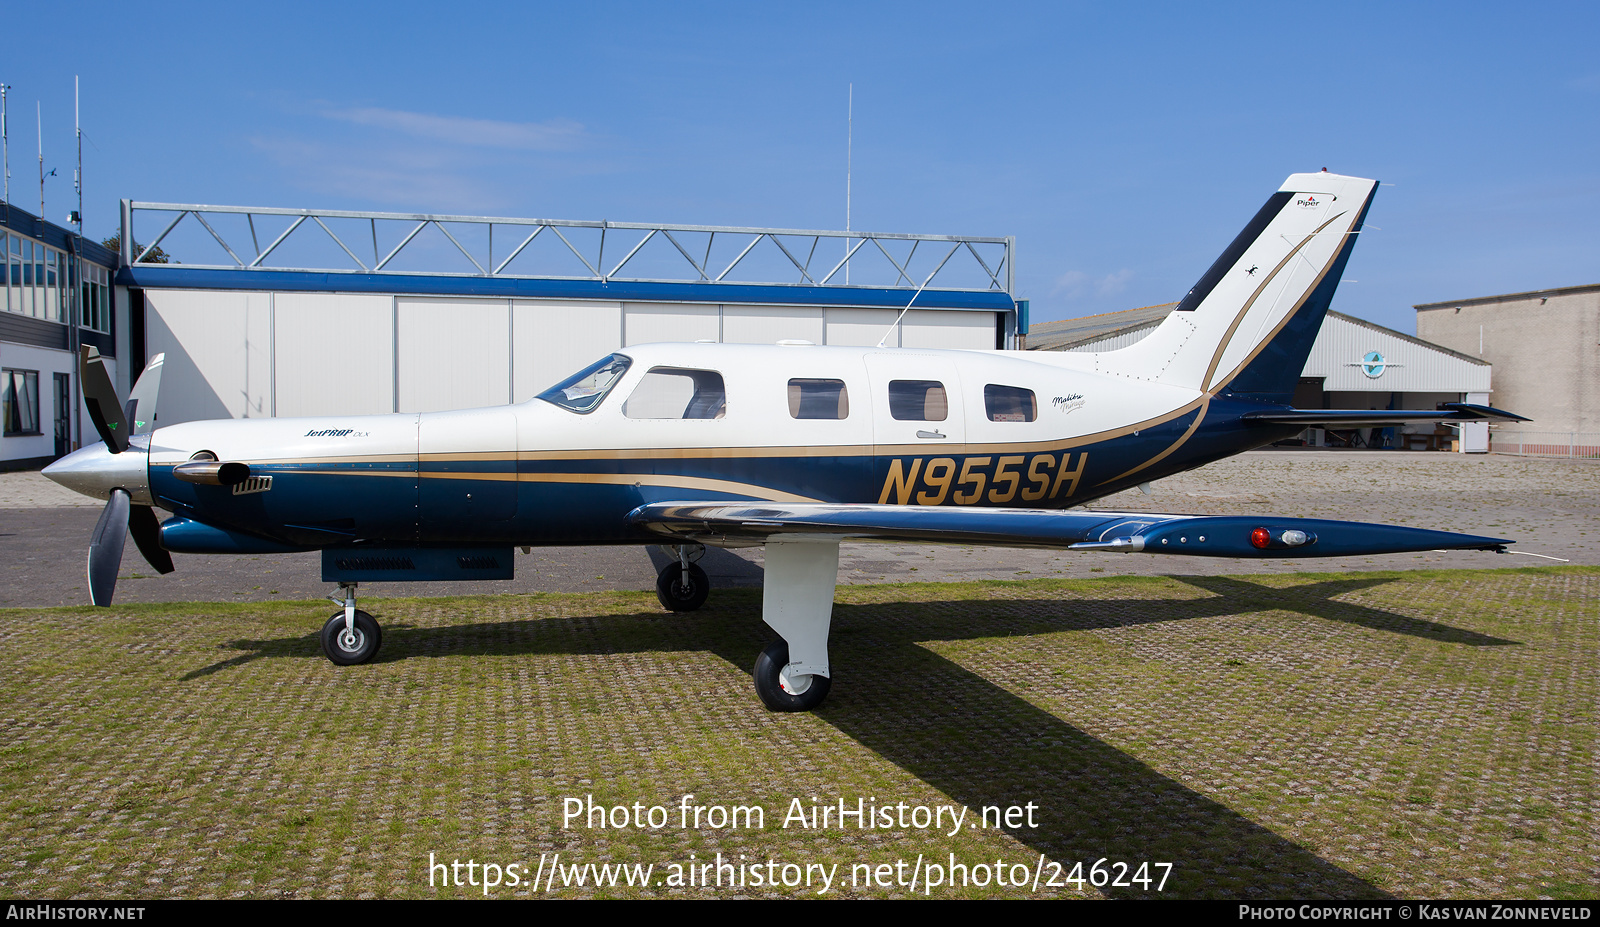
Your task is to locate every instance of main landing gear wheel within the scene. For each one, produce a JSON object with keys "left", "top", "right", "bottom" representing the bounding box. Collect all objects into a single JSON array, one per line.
[
  {"left": 754, "top": 639, "right": 831, "bottom": 712},
  {"left": 655, "top": 562, "right": 710, "bottom": 612},
  {"left": 320, "top": 610, "right": 382, "bottom": 665}
]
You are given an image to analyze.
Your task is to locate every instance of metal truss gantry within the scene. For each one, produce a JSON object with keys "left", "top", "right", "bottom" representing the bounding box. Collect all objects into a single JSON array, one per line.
[{"left": 120, "top": 201, "right": 1014, "bottom": 294}]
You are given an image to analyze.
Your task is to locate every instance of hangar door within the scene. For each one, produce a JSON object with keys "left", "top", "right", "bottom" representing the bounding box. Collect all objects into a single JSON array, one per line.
[
  {"left": 143, "top": 289, "right": 1000, "bottom": 425},
  {"left": 397, "top": 298, "right": 511, "bottom": 413},
  {"left": 144, "top": 288, "right": 272, "bottom": 424}
]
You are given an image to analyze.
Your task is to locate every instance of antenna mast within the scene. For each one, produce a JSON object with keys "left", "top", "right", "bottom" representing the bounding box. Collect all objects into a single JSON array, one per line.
[
  {"left": 1, "top": 82, "right": 9, "bottom": 207},
  {"left": 37, "top": 101, "right": 44, "bottom": 216},
  {"left": 75, "top": 76, "right": 82, "bottom": 235},
  {"left": 845, "top": 83, "right": 852, "bottom": 285},
  {"left": 73, "top": 76, "right": 84, "bottom": 450}
]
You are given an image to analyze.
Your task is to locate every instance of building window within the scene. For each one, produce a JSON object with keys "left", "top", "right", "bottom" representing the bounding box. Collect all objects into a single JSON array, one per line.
[
  {"left": 26, "top": 240, "right": 39, "bottom": 318},
  {"left": 44, "top": 250, "right": 58, "bottom": 321},
  {"left": 14, "top": 236, "right": 33, "bottom": 317},
  {"left": 80, "top": 262, "right": 112, "bottom": 334},
  {"left": 2, "top": 232, "right": 10, "bottom": 313},
  {"left": 2, "top": 369, "right": 41, "bottom": 436},
  {"left": 1, "top": 232, "right": 75, "bottom": 324},
  {"left": 5, "top": 233, "right": 22, "bottom": 315}
]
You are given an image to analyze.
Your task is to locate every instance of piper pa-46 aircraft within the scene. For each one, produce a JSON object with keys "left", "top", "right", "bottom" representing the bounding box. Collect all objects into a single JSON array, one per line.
[{"left": 45, "top": 171, "right": 1527, "bottom": 711}]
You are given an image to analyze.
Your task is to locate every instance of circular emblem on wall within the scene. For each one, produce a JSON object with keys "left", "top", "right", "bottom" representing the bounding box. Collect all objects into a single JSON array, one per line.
[{"left": 1361, "top": 351, "right": 1386, "bottom": 379}]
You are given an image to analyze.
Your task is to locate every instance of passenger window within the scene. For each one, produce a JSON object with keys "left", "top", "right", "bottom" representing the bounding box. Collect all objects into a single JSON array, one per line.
[
  {"left": 788, "top": 378, "right": 849, "bottom": 420},
  {"left": 888, "top": 380, "right": 948, "bottom": 422},
  {"left": 985, "top": 384, "right": 1037, "bottom": 422},
  {"left": 624, "top": 367, "right": 726, "bottom": 420}
]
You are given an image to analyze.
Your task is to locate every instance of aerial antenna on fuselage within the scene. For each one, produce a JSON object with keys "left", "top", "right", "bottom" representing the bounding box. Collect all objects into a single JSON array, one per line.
[{"left": 874, "top": 269, "right": 938, "bottom": 348}]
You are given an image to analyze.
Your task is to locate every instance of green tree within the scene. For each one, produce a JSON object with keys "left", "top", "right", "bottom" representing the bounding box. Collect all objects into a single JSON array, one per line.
[{"left": 99, "top": 233, "right": 174, "bottom": 264}]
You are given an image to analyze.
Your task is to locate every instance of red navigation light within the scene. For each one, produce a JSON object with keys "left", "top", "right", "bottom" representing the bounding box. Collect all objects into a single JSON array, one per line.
[{"left": 1250, "top": 527, "right": 1271, "bottom": 549}]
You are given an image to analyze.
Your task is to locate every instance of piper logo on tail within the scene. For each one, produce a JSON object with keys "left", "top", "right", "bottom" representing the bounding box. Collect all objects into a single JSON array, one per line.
[{"left": 1295, "top": 193, "right": 1334, "bottom": 208}]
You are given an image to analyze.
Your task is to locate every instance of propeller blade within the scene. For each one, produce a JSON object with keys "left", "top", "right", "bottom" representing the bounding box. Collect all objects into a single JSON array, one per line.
[
  {"left": 128, "top": 504, "right": 175, "bottom": 575},
  {"left": 88, "top": 488, "right": 131, "bottom": 607},
  {"left": 125, "top": 353, "right": 165, "bottom": 435},
  {"left": 80, "top": 346, "right": 129, "bottom": 453}
]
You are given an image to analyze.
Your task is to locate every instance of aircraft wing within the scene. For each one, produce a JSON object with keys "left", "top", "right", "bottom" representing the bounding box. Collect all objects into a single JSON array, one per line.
[
  {"left": 1242, "top": 402, "right": 1529, "bottom": 427},
  {"left": 627, "top": 502, "right": 1511, "bottom": 558}
]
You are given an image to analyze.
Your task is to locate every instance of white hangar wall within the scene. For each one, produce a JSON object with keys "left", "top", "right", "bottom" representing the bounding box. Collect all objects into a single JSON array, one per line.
[
  {"left": 142, "top": 289, "right": 999, "bottom": 424},
  {"left": 144, "top": 289, "right": 273, "bottom": 423},
  {"left": 275, "top": 293, "right": 394, "bottom": 418},
  {"left": 1305, "top": 312, "right": 1490, "bottom": 393}
]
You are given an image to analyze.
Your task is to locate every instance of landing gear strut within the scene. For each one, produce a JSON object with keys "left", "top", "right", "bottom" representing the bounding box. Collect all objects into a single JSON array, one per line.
[
  {"left": 754, "top": 536, "right": 841, "bottom": 712},
  {"left": 655, "top": 544, "right": 709, "bottom": 612},
  {"left": 320, "top": 582, "right": 382, "bottom": 665}
]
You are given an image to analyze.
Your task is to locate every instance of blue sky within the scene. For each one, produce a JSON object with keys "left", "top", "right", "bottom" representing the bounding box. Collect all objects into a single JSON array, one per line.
[{"left": 5, "top": 1, "right": 1596, "bottom": 332}]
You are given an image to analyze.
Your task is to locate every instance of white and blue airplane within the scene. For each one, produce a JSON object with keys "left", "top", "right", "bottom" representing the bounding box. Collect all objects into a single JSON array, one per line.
[{"left": 44, "top": 171, "right": 1526, "bottom": 711}]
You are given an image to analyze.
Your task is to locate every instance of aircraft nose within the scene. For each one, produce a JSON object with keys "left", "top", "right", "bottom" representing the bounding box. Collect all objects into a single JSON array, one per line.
[{"left": 42, "top": 442, "right": 152, "bottom": 504}]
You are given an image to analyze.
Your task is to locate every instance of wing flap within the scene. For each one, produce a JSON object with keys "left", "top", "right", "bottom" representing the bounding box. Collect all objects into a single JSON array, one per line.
[
  {"left": 627, "top": 502, "right": 1511, "bottom": 558},
  {"left": 629, "top": 502, "right": 1164, "bottom": 548}
]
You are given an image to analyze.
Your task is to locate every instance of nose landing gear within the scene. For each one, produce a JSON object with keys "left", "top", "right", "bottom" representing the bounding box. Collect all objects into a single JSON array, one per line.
[{"left": 320, "top": 582, "right": 382, "bottom": 665}]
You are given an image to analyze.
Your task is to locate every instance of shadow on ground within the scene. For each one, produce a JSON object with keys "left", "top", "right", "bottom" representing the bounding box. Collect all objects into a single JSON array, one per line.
[{"left": 172, "top": 573, "right": 1515, "bottom": 897}]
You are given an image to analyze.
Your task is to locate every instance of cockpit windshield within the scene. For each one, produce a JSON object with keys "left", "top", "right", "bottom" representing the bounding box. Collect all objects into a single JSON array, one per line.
[{"left": 536, "top": 354, "right": 633, "bottom": 414}]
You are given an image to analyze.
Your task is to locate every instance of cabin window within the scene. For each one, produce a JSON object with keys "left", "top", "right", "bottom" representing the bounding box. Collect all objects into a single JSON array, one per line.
[
  {"left": 985, "top": 384, "right": 1037, "bottom": 422},
  {"left": 888, "top": 380, "right": 947, "bottom": 422},
  {"left": 787, "top": 378, "right": 849, "bottom": 420},
  {"left": 624, "top": 367, "right": 727, "bottom": 420},
  {"left": 537, "top": 353, "right": 632, "bottom": 414}
]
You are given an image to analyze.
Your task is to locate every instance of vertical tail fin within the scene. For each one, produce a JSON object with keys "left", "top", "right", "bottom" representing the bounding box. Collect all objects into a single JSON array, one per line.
[{"left": 1096, "top": 172, "right": 1378, "bottom": 404}]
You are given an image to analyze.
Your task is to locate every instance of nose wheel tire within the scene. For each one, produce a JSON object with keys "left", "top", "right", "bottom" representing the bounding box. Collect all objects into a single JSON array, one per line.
[
  {"left": 320, "top": 610, "right": 382, "bottom": 665},
  {"left": 655, "top": 562, "right": 710, "bottom": 612},
  {"left": 753, "top": 639, "right": 831, "bottom": 712}
]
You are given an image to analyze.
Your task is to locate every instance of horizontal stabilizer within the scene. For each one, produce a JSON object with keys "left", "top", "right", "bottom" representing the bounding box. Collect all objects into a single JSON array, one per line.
[
  {"left": 1242, "top": 402, "right": 1529, "bottom": 427},
  {"left": 628, "top": 502, "right": 1511, "bottom": 558}
]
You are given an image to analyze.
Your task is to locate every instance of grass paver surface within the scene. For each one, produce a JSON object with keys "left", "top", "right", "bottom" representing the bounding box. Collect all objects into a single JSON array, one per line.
[{"left": 1, "top": 567, "right": 1595, "bottom": 898}]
